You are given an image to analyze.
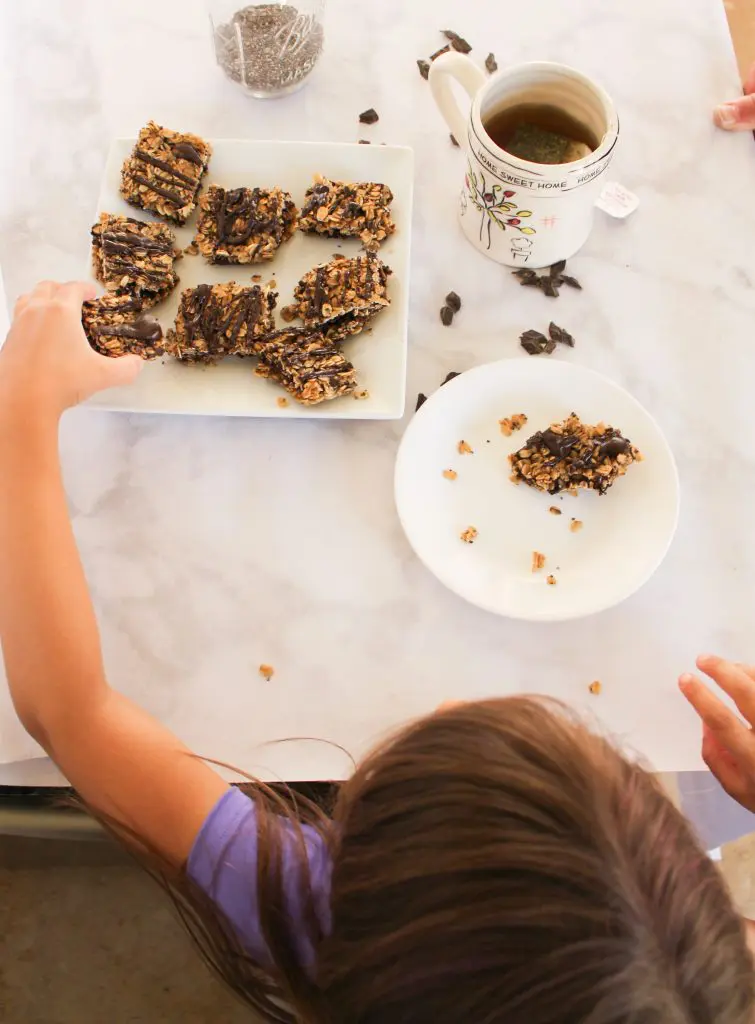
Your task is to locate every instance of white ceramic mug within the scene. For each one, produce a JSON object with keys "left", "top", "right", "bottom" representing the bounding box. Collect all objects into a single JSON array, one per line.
[{"left": 429, "top": 54, "right": 619, "bottom": 268}]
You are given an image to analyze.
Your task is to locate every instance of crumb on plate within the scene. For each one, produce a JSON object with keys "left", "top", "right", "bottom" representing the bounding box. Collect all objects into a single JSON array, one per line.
[
  {"left": 546, "top": 574, "right": 557, "bottom": 585},
  {"left": 457, "top": 439, "right": 473, "bottom": 455},
  {"left": 460, "top": 526, "right": 478, "bottom": 544},
  {"left": 277, "top": 397, "right": 289, "bottom": 408},
  {"left": 259, "top": 664, "right": 275, "bottom": 681},
  {"left": 531, "top": 551, "right": 546, "bottom": 572},
  {"left": 589, "top": 680, "right": 602, "bottom": 695},
  {"left": 549, "top": 506, "right": 562, "bottom": 515},
  {"left": 443, "top": 469, "right": 458, "bottom": 480},
  {"left": 570, "top": 519, "right": 584, "bottom": 533},
  {"left": 499, "top": 413, "right": 528, "bottom": 437}
]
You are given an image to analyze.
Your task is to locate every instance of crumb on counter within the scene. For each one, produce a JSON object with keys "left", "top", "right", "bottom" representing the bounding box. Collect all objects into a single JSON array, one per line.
[
  {"left": 589, "top": 680, "right": 602, "bottom": 695},
  {"left": 570, "top": 519, "right": 584, "bottom": 533},
  {"left": 259, "top": 664, "right": 275, "bottom": 681},
  {"left": 460, "top": 526, "right": 478, "bottom": 544},
  {"left": 457, "top": 440, "right": 474, "bottom": 455},
  {"left": 531, "top": 551, "right": 546, "bottom": 572},
  {"left": 443, "top": 469, "right": 458, "bottom": 480},
  {"left": 499, "top": 413, "right": 528, "bottom": 437}
]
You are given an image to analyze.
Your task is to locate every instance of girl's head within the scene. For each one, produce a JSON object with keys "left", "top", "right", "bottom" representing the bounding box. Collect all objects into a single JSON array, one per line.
[{"left": 161, "top": 698, "right": 755, "bottom": 1023}]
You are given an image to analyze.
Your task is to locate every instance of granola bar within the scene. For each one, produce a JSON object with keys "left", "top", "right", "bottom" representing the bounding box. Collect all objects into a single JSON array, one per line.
[
  {"left": 120, "top": 121, "right": 212, "bottom": 225},
  {"left": 253, "top": 326, "right": 358, "bottom": 405},
  {"left": 82, "top": 294, "right": 164, "bottom": 359},
  {"left": 509, "top": 413, "right": 642, "bottom": 496},
  {"left": 91, "top": 213, "right": 180, "bottom": 307},
  {"left": 165, "top": 282, "right": 276, "bottom": 364},
  {"left": 194, "top": 185, "right": 298, "bottom": 264},
  {"left": 298, "top": 175, "right": 395, "bottom": 249},
  {"left": 282, "top": 253, "right": 390, "bottom": 339}
]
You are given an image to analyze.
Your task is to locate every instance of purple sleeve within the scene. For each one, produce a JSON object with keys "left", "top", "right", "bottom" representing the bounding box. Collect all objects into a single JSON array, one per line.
[{"left": 187, "top": 787, "right": 332, "bottom": 969}]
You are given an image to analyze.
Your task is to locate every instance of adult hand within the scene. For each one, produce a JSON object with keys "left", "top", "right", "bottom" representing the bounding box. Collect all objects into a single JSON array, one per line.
[
  {"left": 0, "top": 281, "right": 141, "bottom": 420},
  {"left": 679, "top": 654, "right": 755, "bottom": 813},
  {"left": 714, "top": 63, "right": 755, "bottom": 130}
]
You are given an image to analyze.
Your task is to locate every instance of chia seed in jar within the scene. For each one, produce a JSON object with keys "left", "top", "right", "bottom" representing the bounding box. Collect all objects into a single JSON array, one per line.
[{"left": 213, "top": 3, "right": 325, "bottom": 98}]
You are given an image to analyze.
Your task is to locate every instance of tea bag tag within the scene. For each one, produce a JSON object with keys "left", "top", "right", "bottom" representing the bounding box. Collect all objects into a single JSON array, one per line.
[{"left": 595, "top": 181, "right": 639, "bottom": 219}]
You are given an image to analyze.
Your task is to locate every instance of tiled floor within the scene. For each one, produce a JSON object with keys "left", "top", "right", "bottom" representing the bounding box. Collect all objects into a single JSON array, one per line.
[{"left": 1, "top": 11, "right": 754, "bottom": 1024}]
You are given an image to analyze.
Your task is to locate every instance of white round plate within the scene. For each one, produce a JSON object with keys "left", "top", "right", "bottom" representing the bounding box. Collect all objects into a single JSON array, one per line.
[{"left": 395, "top": 358, "right": 679, "bottom": 621}]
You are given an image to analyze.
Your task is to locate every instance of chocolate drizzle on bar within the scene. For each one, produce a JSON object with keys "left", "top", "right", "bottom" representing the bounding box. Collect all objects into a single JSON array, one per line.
[
  {"left": 120, "top": 121, "right": 212, "bottom": 225},
  {"left": 166, "top": 282, "right": 277, "bottom": 363}
]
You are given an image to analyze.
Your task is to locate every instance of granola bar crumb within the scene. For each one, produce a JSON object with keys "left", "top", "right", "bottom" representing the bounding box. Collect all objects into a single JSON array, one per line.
[
  {"left": 353, "top": 389, "right": 370, "bottom": 400},
  {"left": 443, "top": 469, "right": 458, "bottom": 480},
  {"left": 546, "top": 574, "right": 558, "bottom": 585},
  {"left": 277, "top": 397, "right": 289, "bottom": 408},
  {"left": 531, "top": 551, "right": 546, "bottom": 572},
  {"left": 457, "top": 440, "right": 473, "bottom": 455},
  {"left": 549, "top": 506, "right": 562, "bottom": 515},
  {"left": 589, "top": 680, "right": 602, "bottom": 695},
  {"left": 184, "top": 240, "right": 199, "bottom": 256},
  {"left": 460, "top": 526, "right": 478, "bottom": 544},
  {"left": 570, "top": 519, "right": 584, "bottom": 533},
  {"left": 259, "top": 664, "right": 275, "bottom": 681},
  {"left": 499, "top": 413, "right": 528, "bottom": 437}
]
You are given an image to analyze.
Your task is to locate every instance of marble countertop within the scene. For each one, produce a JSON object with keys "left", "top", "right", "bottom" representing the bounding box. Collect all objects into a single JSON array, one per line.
[{"left": 1, "top": 0, "right": 754, "bottom": 781}]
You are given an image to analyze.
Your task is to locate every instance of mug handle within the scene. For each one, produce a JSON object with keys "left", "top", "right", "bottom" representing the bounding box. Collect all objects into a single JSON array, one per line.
[{"left": 429, "top": 52, "right": 487, "bottom": 147}]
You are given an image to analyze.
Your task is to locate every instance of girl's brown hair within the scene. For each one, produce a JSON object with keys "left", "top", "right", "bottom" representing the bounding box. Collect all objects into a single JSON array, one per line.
[{"left": 104, "top": 698, "right": 755, "bottom": 1024}]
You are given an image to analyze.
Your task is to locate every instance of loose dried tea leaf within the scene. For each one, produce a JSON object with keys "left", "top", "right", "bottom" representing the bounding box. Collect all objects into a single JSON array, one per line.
[
  {"left": 520, "top": 329, "right": 548, "bottom": 355},
  {"left": 358, "top": 139, "right": 371, "bottom": 145},
  {"left": 513, "top": 268, "right": 537, "bottom": 280},
  {"left": 430, "top": 44, "right": 451, "bottom": 61},
  {"left": 440, "top": 305, "right": 454, "bottom": 326},
  {"left": 417, "top": 59, "right": 430, "bottom": 80},
  {"left": 485, "top": 52, "right": 498, "bottom": 73},
  {"left": 415, "top": 392, "right": 427, "bottom": 411},
  {"left": 549, "top": 259, "right": 567, "bottom": 278},
  {"left": 543, "top": 337, "right": 557, "bottom": 354},
  {"left": 541, "top": 277, "right": 559, "bottom": 298},
  {"left": 450, "top": 133, "right": 460, "bottom": 147},
  {"left": 548, "top": 322, "right": 574, "bottom": 347},
  {"left": 445, "top": 291, "right": 462, "bottom": 313},
  {"left": 560, "top": 274, "right": 582, "bottom": 289},
  {"left": 359, "top": 108, "right": 379, "bottom": 124},
  {"left": 442, "top": 29, "right": 472, "bottom": 53},
  {"left": 441, "top": 371, "right": 461, "bottom": 385}
]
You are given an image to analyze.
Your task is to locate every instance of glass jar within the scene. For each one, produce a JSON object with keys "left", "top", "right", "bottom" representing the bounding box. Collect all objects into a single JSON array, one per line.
[{"left": 208, "top": 0, "right": 326, "bottom": 99}]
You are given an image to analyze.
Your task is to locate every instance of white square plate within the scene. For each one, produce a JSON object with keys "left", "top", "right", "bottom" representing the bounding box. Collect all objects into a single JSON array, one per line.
[{"left": 86, "top": 139, "right": 414, "bottom": 418}]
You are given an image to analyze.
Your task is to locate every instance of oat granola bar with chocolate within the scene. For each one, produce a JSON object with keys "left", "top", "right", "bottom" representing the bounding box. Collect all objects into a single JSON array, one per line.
[
  {"left": 509, "top": 413, "right": 641, "bottom": 496},
  {"left": 82, "top": 294, "right": 164, "bottom": 359},
  {"left": 299, "top": 175, "right": 395, "bottom": 249},
  {"left": 195, "top": 185, "right": 298, "bottom": 264},
  {"left": 120, "top": 121, "right": 212, "bottom": 225},
  {"left": 282, "top": 253, "right": 390, "bottom": 338},
  {"left": 253, "top": 326, "right": 357, "bottom": 405},
  {"left": 165, "top": 282, "right": 276, "bottom": 364},
  {"left": 91, "top": 213, "right": 180, "bottom": 307}
]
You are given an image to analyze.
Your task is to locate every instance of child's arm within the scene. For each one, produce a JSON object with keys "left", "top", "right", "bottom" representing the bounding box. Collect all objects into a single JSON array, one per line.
[{"left": 0, "top": 281, "right": 229, "bottom": 864}]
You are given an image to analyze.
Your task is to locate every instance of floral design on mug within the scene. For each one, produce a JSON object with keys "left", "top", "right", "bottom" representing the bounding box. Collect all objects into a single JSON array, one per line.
[{"left": 465, "top": 164, "right": 536, "bottom": 250}]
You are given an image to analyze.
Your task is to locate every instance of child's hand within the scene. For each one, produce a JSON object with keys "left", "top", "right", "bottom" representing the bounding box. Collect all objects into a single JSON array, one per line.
[
  {"left": 679, "top": 655, "right": 755, "bottom": 812},
  {"left": 0, "top": 281, "right": 142, "bottom": 421},
  {"left": 714, "top": 63, "right": 755, "bottom": 130}
]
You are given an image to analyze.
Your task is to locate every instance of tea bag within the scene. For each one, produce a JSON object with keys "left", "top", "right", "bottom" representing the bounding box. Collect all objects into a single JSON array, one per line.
[{"left": 506, "top": 123, "right": 592, "bottom": 164}]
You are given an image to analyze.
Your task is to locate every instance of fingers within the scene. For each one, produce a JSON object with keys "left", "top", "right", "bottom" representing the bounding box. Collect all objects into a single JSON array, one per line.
[
  {"left": 678, "top": 671, "right": 753, "bottom": 762},
  {"left": 701, "top": 723, "right": 746, "bottom": 797},
  {"left": 714, "top": 93, "right": 755, "bottom": 131},
  {"left": 100, "top": 352, "right": 143, "bottom": 389},
  {"left": 58, "top": 281, "right": 98, "bottom": 306},
  {"left": 696, "top": 654, "right": 755, "bottom": 723}
]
